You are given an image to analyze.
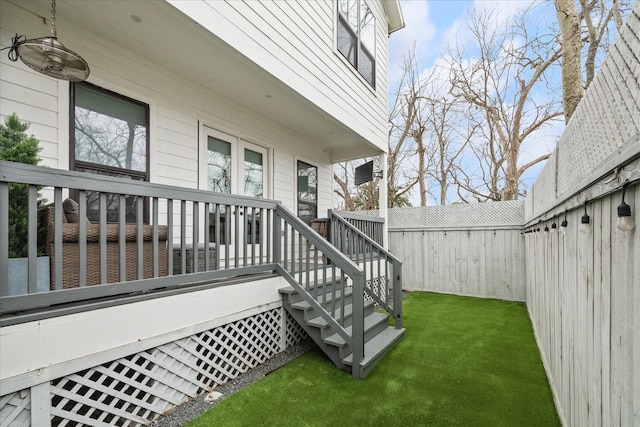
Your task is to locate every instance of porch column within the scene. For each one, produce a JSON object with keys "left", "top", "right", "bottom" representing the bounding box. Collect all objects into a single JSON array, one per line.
[{"left": 378, "top": 152, "right": 388, "bottom": 249}]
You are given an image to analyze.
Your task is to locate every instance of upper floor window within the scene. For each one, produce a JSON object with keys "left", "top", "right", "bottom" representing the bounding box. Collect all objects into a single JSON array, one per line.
[
  {"left": 337, "top": 0, "right": 375, "bottom": 88},
  {"left": 71, "top": 82, "right": 149, "bottom": 222}
]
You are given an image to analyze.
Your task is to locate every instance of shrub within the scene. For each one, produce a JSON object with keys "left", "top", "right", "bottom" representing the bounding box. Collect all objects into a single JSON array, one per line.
[{"left": 0, "top": 113, "right": 44, "bottom": 257}]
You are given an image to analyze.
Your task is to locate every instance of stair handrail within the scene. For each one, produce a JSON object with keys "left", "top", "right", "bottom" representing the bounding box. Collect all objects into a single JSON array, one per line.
[
  {"left": 274, "top": 204, "right": 365, "bottom": 376},
  {"left": 328, "top": 210, "right": 403, "bottom": 329}
]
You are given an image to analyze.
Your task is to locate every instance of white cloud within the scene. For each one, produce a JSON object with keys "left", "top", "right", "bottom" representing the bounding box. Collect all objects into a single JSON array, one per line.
[{"left": 388, "top": 0, "right": 436, "bottom": 81}]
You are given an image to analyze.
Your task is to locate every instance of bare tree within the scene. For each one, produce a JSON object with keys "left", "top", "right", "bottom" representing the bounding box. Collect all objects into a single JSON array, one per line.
[
  {"left": 333, "top": 162, "right": 357, "bottom": 211},
  {"left": 555, "top": 0, "right": 629, "bottom": 122},
  {"left": 447, "top": 6, "right": 563, "bottom": 201},
  {"left": 416, "top": 71, "right": 474, "bottom": 205}
]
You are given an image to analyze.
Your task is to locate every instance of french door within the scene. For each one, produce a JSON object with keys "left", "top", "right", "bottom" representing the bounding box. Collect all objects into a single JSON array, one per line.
[{"left": 201, "top": 126, "right": 269, "bottom": 266}]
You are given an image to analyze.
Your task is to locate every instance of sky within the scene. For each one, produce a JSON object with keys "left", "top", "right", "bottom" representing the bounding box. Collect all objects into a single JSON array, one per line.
[{"left": 386, "top": 0, "right": 564, "bottom": 204}]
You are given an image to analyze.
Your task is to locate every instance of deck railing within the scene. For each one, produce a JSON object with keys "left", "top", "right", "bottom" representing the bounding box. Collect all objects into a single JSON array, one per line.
[
  {"left": 330, "top": 210, "right": 384, "bottom": 245},
  {"left": 0, "top": 162, "right": 375, "bottom": 368},
  {"left": 328, "top": 210, "right": 402, "bottom": 328},
  {"left": 0, "top": 161, "right": 280, "bottom": 314}
]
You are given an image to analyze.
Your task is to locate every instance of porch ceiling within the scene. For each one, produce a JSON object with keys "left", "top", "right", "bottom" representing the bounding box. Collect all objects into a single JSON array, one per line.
[{"left": 16, "top": 0, "right": 378, "bottom": 162}]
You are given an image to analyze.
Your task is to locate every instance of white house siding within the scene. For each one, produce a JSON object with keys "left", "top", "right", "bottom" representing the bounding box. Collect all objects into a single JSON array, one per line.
[
  {"left": 0, "top": 0, "right": 336, "bottom": 217},
  {"left": 169, "top": 0, "right": 390, "bottom": 155}
]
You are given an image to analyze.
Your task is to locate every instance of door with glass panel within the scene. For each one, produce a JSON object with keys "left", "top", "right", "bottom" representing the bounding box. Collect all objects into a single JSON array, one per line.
[{"left": 204, "top": 127, "right": 268, "bottom": 267}]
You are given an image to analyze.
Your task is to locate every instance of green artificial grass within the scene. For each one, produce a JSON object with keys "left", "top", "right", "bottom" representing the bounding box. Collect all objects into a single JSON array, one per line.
[{"left": 187, "top": 292, "right": 560, "bottom": 427}]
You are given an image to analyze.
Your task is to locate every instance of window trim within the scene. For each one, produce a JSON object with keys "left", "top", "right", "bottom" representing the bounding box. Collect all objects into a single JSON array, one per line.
[
  {"left": 69, "top": 81, "right": 151, "bottom": 181},
  {"left": 335, "top": 0, "right": 376, "bottom": 90}
]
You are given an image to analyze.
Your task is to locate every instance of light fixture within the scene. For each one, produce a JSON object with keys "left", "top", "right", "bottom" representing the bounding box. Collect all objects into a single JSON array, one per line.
[
  {"left": 5, "top": 0, "right": 90, "bottom": 81},
  {"left": 551, "top": 222, "right": 557, "bottom": 233},
  {"left": 544, "top": 225, "right": 549, "bottom": 235},
  {"left": 617, "top": 179, "right": 635, "bottom": 231},
  {"left": 560, "top": 210, "right": 568, "bottom": 234},
  {"left": 580, "top": 201, "right": 590, "bottom": 234}
]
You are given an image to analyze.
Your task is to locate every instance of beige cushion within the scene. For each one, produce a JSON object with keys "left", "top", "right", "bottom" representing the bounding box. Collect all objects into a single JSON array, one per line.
[{"left": 63, "top": 198, "right": 90, "bottom": 224}]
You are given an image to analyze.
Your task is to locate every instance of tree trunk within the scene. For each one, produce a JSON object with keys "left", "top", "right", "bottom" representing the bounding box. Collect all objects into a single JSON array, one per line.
[{"left": 555, "top": 0, "right": 582, "bottom": 122}]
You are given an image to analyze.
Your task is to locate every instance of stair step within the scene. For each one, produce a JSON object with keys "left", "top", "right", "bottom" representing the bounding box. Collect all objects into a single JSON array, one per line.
[
  {"left": 343, "top": 327, "right": 405, "bottom": 373},
  {"left": 283, "top": 286, "right": 353, "bottom": 306},
  {"left": 323, "top": 312, "right": 390, "bottom": 347},
  {"left": 306, "top": 299, "right": 375, "bottom": 328}
]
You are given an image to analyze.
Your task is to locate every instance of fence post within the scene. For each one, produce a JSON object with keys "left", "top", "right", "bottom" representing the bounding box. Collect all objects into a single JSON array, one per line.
[{"left": 393, "top": 259, "right": 403, "bottom": 329}]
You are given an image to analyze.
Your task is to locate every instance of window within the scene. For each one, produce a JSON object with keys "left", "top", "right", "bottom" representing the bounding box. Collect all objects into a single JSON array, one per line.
[
  {"left": 297, "top": 161, "right": 318, "bottom": 225},
  {"left": 71, "top": 82, "right": 149, "bottom": 222},
  {"left": 337, "top": 0, "right": 376, "bottom": 87}
]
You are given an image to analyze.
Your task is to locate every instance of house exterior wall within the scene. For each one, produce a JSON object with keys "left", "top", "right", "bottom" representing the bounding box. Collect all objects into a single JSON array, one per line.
[
  {"left": 169, "top": 0, "right": 390, "bottom": 153},
  {"left": 0, "top": 0, "right": 395, "bottom": 219}
]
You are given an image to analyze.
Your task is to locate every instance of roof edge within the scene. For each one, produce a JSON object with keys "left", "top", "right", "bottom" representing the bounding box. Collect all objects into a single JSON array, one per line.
[{"left": 382, "top": 0, "right": 405, "bottom": 34}]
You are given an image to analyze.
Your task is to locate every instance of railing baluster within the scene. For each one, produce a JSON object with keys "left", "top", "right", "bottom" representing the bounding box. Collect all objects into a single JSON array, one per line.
[
  {"left": 276, "top": 219, "right": 293, "bottom": 274},
  {"left": 26, "top": 186, "right": 37, "bottom": 293},
  {"left": 78, "top": 191, "right": 87, "bottom": 287},
  {"left": 167, "top": 199, "right": 174, "bottom": 276},
  {"left": 53, "top": 188, "right": 63, "bottom": 290},
  {"left": 225, "top": 205, "right": 231, "bottom": 268},
  {"left": 137, "top": 196, "right": 144, "bottom": 280},
  {"left": 99, "top": 193, "right": 107, "bottom": 283},
  {"left": 234, "top": 205, "right": 240, "bottom": 268},
  {"left": 153, "top": 197, "right": 159, "bottom": 277},
  {"left": 273, "top": 211, "right": 281, "bottom": 265},
  {"left": 214, "top": 203, "right": 221, "bottom": 270},
  {"left": 193, "top": 201, "right": 199, "bottom": 274},
  {"left": 265, "top": 208, "right": 271, "bottom": 264},
  {"left": 180, "top": 200, "right": 187, "bottom": 275},
  {"left": 203, "top": 202, "right": 210, "bottom": 272},
  {"left": 119, "top": 194, "right": 126, "bottom": 282}
]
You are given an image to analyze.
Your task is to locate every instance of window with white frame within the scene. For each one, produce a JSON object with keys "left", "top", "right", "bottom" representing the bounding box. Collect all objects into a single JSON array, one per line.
[{"left": 337, "top": 0, "right": 376, "bottom": 88}]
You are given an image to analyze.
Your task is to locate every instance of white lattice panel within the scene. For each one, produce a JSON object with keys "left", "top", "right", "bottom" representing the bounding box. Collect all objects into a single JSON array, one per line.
[
  {"left": 387, "top": 201, "right": 524, "bottom": 228},
  {"left": 43, "top": 308, "right": 305, "bottom": 426},
  {"left": 556, "top": 7, "right": 640, "bottom": 196},
  {"left": 0, "top": 389, "right": 30, "bottom": 427},
  {"left": 285, "top": 312, "right": 307, "bottom": 347},
  {"left": 365, "top": 276, "right": 388, "bottom": 305}
]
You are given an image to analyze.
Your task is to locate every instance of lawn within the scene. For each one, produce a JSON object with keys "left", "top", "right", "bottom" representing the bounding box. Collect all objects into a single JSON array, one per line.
[{"left": 187, "top": 292, "right": 560, "bottom": 427}]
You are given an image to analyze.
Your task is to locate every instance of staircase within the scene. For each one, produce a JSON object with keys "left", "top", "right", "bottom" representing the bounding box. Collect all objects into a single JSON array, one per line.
[
  {"left": 280, "top": 279, "right": 404, "bottom": 378},
  {"left": 274, "top": 207, "right": 404, "bottom": 379}
]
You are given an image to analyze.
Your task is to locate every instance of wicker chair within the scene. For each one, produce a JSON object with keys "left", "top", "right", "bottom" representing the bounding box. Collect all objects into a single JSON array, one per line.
[{"left": 44, "top": 204, "right": 168, "bottom": 290}]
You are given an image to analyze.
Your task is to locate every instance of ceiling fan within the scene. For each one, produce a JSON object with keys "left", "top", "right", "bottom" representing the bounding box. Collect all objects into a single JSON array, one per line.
[{"left": 4, "top": 0, "right": 90, "bottom": 82}]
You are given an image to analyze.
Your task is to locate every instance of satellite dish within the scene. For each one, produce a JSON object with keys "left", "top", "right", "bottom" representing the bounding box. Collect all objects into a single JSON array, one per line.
[{"left": 5, "top": 0, "right": 90, "bottom": 82}]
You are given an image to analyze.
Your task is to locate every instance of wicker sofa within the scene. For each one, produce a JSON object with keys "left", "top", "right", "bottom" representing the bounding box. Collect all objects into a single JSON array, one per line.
[{"left": 44, "top": 201, "right": 168, "bottom": 289}]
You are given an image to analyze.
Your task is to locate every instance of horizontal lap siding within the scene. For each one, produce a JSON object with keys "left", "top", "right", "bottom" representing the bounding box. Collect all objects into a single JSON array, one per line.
[
  {"left": 170, "top": 0, "right": 389, "bottom": 150},
  {"left": 0, "top": 1, "right": 333, "bottom": 215}
]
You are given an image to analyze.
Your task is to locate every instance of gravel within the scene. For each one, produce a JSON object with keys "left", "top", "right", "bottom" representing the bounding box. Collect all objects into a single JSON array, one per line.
[{"left": 151, "top": 339, "right": 313, "bottom": 427}]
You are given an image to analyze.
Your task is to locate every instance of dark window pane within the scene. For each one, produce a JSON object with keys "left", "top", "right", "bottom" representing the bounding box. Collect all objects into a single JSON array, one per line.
[
  {"left": 74, "top": 84, "right": 147, "bottom": 172},
  {"left": 207, "top": 137, "right": 232, "bottom": 193},
  {"left": 298, "top": 161, "right": 317, "bottom": 225}
]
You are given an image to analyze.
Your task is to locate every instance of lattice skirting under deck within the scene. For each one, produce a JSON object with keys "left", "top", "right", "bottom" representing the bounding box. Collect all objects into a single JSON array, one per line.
[{"left": 0, "top": 309, "right": 306, "bottom": 426}]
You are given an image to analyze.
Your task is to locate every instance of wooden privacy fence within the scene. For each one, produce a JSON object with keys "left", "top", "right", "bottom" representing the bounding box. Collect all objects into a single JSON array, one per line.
[
  {"left": 383, "top": 201, "right": 525, "bottom": 301},
  {"left": 523, "top": 3, "right": 640, "bottom": 426}
]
